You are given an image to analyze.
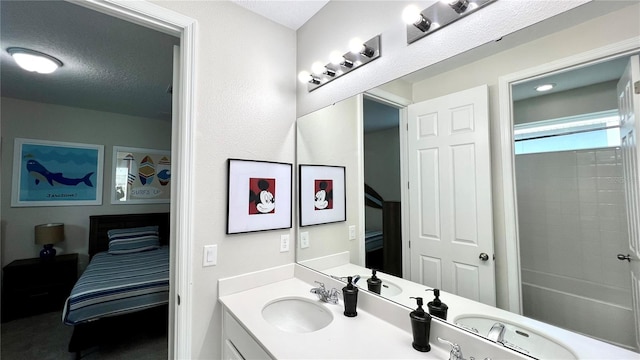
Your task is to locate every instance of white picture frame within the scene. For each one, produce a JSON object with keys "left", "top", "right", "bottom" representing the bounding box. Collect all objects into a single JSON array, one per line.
[{"left": 111, "top": 146, "right": 171, "bottom": 204}]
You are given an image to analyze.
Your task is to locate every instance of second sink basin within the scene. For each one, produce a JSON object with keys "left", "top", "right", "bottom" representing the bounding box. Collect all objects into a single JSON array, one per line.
[
  {"left": 262, "top": 297, "right": 333, "bottom": 333},
  {"left": 454, "top": 314, "right": 577, "bottom": 359}
]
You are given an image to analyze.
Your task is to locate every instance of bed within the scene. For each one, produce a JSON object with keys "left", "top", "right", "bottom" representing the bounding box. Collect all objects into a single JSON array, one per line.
[
  {"left": 64, "top": 212, "right": 170, "bottom": 356},
  {"left": 364, "top": 184, "right": 402, "bottom": 277}
]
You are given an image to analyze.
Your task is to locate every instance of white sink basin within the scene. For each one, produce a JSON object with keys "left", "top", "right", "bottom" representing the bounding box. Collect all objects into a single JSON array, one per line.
[
  {"left": 262, "top": 297, "right": 333, "bottom": 333},
  {"left": 357, "top": 277, "right": 402, "bottom": 296},
  {"left": 454, "top": 314, "right": 577, "bottom": 359}
]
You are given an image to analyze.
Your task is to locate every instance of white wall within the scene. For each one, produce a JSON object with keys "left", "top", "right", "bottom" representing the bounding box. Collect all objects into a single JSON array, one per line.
[
  {"left": 0, "top": 97, "right": 171, "bottom": 269},
  {"left": 296, "top": 95, "right": 362, "bottom": 264},
  {"left": 148, "top": 1, "right": 297, "bottom": 358}
]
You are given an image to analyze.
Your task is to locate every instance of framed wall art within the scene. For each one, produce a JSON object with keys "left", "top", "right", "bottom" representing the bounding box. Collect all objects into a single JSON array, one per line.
[
  {"left": 111, "top": 146, "right": 171, "bottom": 204},
  {"left": 11, "top": 138, "right": 104, "bottom": 207},
  {"left": 299, "top": 164, "right": 346, "bottom": 226},
  {"left": 227, "top": 158, "right": 293, "bottom": 234}
]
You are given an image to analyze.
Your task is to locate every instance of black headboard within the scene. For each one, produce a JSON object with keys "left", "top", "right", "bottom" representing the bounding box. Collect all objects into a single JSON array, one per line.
[{"left": 88, "top": 212, "right": 170, "bottom": 258}]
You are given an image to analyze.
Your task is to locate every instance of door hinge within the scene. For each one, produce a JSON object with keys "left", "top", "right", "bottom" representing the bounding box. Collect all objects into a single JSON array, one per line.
[
  {"left": 635, "top": 81, "right": 640, "bottom": 95},
  {"left": 408, "top": 241, "right": 411, "bottom": 248},
  {"left": 407, "top": 182, "right": 410, "bottom": 189},
  {"left": 177, "top": 294, "right": 181, "bottom": 305}
]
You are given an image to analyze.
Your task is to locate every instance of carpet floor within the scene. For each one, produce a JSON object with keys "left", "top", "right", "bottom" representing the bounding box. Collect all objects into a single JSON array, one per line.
[{"left": 1, "top": 309, "right": 168, "bottom": 360}]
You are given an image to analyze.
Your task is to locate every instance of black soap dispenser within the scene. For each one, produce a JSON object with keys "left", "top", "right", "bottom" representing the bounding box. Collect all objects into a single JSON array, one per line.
[
  {"left": 426, "top": 289, "right": 448, "bottom": 321},
  {"left": 367, "top": 269, "right": 382, "bottom": 294},
  {"left": 409, "top": 297, "right": 431, "bottom": 352},
  {"left": 342, "top": 276, "right": 358, "bottom": 317}
]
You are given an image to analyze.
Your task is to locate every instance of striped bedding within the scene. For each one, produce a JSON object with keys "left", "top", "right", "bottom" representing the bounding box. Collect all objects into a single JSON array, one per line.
[{"left": 63, "top": 246, "right": 169, "bottom": 325}]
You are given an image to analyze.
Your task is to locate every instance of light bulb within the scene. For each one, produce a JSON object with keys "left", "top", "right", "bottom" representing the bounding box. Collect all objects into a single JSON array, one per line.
[
  {"left": 329, "top": 51, "right": 344, "bottom": 66},
  {"left": 348, "top": 38, "right": 364, "bottom": 55},
  {"left": 298, "top": 71, "right": 311, "bottom": 84},
  {"left": 402, "top": 5, "right": 422, "bottom": 25},
  {"left": 311, "top": 61, "right": 325, "bottom": 75}
]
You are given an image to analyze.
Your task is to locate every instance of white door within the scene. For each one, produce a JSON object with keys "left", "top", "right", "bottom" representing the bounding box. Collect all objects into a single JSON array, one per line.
[
  {"left": 617, "top": 54, "right": 640, "bottom": 352},
  {"left": 407, "top": 85, "right": 496, "bottom": 306}
]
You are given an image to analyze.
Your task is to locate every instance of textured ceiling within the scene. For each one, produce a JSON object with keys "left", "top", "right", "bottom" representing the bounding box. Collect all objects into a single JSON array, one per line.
[
  {"left": 230, "top": 0, "right": 329, "bottom": 30},
  {"left": 1, "top": 1, "right": 179, "bottom": 121}
]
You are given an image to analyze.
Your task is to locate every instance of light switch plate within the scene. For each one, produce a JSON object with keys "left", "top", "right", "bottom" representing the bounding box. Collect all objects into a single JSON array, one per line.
[
  {"left": 300, "top": 231, "right": 310, "bottom": 248},
  {"left": 203, "top": 244, "right": 217, "bottom": 267},
  {"left": 280, "top": 234, "right": 290, "bottom": 252},
  {"left": 349, "top": 225, "right": 356, "bottom": 240}
]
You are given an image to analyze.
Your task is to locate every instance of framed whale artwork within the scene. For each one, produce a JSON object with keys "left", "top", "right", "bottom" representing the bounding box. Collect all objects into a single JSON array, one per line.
[
  {"left": 111, "top": 146, "right": 171, "bottom": 204},
  {"left": 11, "top": 138, "right": 104, "bottom": 207}
]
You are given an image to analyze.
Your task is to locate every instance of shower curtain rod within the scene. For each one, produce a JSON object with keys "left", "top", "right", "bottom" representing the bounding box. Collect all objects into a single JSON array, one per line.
[{"left": 515, "top": 125, "right": 621, "bottom": 142}]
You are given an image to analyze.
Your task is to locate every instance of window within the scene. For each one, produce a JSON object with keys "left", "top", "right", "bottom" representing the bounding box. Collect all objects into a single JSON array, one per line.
[{"left": 514, "top": 110, "right": 620, "bottom": 155}]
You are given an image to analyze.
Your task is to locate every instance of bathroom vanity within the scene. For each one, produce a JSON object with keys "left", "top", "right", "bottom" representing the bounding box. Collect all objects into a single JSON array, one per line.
[{"left": 219, "top": 263, "right": 531, "bottom": 360}]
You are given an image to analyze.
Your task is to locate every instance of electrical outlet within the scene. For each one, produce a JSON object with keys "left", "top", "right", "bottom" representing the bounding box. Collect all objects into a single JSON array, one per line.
[
  {"left": 300, "top": 231, "right": 310, "bottom": 248},
  {"left": 203, "top": 245, "right": 217, "bottom": 267},
  {"left": 280, "top": 234, "right": 290, "bottom": 252},
  {"left": 349, "top": 225, "right": 356, "bottom": 240}
]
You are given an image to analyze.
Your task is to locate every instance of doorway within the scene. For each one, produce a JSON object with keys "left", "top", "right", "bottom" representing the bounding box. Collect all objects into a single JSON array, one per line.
[
  {"left": 62, "top": 1, "right": 196, "bottom": 358},
  {"left": 500, "top": 42, "right": 640, "bottom": 351}
]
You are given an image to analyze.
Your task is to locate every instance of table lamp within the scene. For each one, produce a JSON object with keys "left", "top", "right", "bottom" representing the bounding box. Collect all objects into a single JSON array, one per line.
[{"left": 35, "top": 223, "right": 64, "bottom": 260}]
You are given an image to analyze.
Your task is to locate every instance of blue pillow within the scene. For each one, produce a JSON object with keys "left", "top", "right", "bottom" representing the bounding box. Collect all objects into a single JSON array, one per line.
[{"left": 107, "top": 225, "right": 160, "bottom": 254}]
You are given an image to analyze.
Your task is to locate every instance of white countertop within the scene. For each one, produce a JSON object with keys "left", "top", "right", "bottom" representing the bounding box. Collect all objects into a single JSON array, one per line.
[
  {"left": 321, "top": 262, "right": 640, "bottom": 360},
  {"left": 220, "top": 277, "right": 451, "bottom": 359}
]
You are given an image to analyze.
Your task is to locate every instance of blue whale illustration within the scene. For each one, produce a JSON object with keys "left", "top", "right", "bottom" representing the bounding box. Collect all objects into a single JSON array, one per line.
[{"left": 26, "top": 160, "right": 94, "bottom": 187}]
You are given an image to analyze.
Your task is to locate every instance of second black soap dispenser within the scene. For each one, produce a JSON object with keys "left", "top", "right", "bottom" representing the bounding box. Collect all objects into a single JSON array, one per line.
[
  {"left": 426, "top": 289, "right": 448, "bottom": 321},
  {"left": 342, "top": 276, "right": 358, "bottom": 317},
  {"left": 409, "top": 297, "right": 431, "bottom": 352},
  {"left": 367, "top": 269, "right": 382, "bottom": 294}
]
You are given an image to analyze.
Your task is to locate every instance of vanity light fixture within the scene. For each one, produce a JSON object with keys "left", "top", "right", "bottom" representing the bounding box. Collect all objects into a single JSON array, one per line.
[
  {"left": 329, "top": 50, "right": 354, "bottom": 69},
  {"left": 298, "top": 34, "right": 381, "bottom": 92},
  {"left": 444, "top": 0, "right": 469, "bottom": 14},
  {"left": 7, "top": 47, "right": 63, "bottom": 74},
  {"left": 402, "top": 5, "right": 431, "bottom": 32},
  {"left": 535, "top": 83, "right": 555, "bottom": 92},
  {"left": 404, "top": 0, "right": 496, "bottom": 44}
]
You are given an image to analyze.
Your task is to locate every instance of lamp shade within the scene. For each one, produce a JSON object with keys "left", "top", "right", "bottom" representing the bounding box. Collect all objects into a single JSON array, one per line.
[{"left": 35, "top": 223, "right": 64, "bottom": 245}]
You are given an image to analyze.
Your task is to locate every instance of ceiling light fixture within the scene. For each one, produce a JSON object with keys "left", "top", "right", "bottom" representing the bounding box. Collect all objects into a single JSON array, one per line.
[
  {"left": 535, "top": 83, "right": 555, "bottom": 92},
  {"left": 298, "top": 34, "right": 381, "bottom": 92},
  {"left": 403, "top": 0, "right": 496, "bottom": 44},
  {"left": 7, "top": 47, "right": 62, "bottom": 74}
]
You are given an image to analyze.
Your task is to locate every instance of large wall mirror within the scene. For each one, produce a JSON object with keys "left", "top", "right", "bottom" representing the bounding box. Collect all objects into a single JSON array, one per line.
[{"left": 296, "top": 2, "right": 640, "bottom": 358}]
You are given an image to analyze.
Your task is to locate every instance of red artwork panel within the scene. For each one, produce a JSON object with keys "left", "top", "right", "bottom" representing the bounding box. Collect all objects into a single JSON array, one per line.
[
  {"left": 249, "top": 178, "right": 275, "bottom": 214},
  {"left": 314, "top": 179, "right": 333, "bottom": 210}
]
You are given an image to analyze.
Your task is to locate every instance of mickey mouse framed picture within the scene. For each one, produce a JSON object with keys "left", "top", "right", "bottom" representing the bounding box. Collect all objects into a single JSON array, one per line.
[
  {"left": 226, "top": 158, "right": 292, "bottom": 234},
  {"left": 299, "top": 164, "right": 346, "bottom": 226}
]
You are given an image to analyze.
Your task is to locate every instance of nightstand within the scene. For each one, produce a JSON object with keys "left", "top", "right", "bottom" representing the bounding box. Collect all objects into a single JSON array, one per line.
[{"left": 1, "top": 253, "right": 78, "bottom": 322}]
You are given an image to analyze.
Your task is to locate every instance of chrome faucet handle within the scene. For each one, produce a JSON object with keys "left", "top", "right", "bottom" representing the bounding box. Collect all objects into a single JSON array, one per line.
[
  {"left": 326, "top": 287, "right": 340, "bottom": 304},
  {"left": 487, "top": 322, "right": 506, "bottom": 343},
  {"left": 313, "top": 281, "right": 325, "bottom": 289},
  {"left": 437, "top": 337, "right": 464, "bottom": 360}
]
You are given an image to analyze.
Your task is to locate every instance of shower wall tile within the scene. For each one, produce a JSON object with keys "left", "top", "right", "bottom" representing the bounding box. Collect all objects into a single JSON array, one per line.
[{"left": 515, "top": 148, "right": 629, "bottom": 292}]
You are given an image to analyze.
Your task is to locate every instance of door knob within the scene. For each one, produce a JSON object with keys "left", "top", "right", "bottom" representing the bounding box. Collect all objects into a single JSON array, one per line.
[
  {"left": 479, "top": 253, "right": 489, "bottom": 261},
  {"left": 617, "top": 254, "right": 631, "bottom": 262}
]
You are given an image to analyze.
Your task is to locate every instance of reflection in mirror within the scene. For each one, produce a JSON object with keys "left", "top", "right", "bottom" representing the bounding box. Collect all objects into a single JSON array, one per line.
[{"left": 296, "top": 2, "right": 640, "bottom": 358}]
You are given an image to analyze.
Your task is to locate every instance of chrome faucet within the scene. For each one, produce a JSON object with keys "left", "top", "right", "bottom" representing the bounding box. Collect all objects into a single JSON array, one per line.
[
  {"left": 310, "top": 281, "right": 340, "bottom": 304},
  {"left": 487, "top": 322, "right": 506, "bottom": 343}
]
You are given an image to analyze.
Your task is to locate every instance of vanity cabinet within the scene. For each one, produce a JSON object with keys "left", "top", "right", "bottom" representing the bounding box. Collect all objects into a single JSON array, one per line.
[{"left": 222, "top": 309, "right": 273, "bottom": 360}]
